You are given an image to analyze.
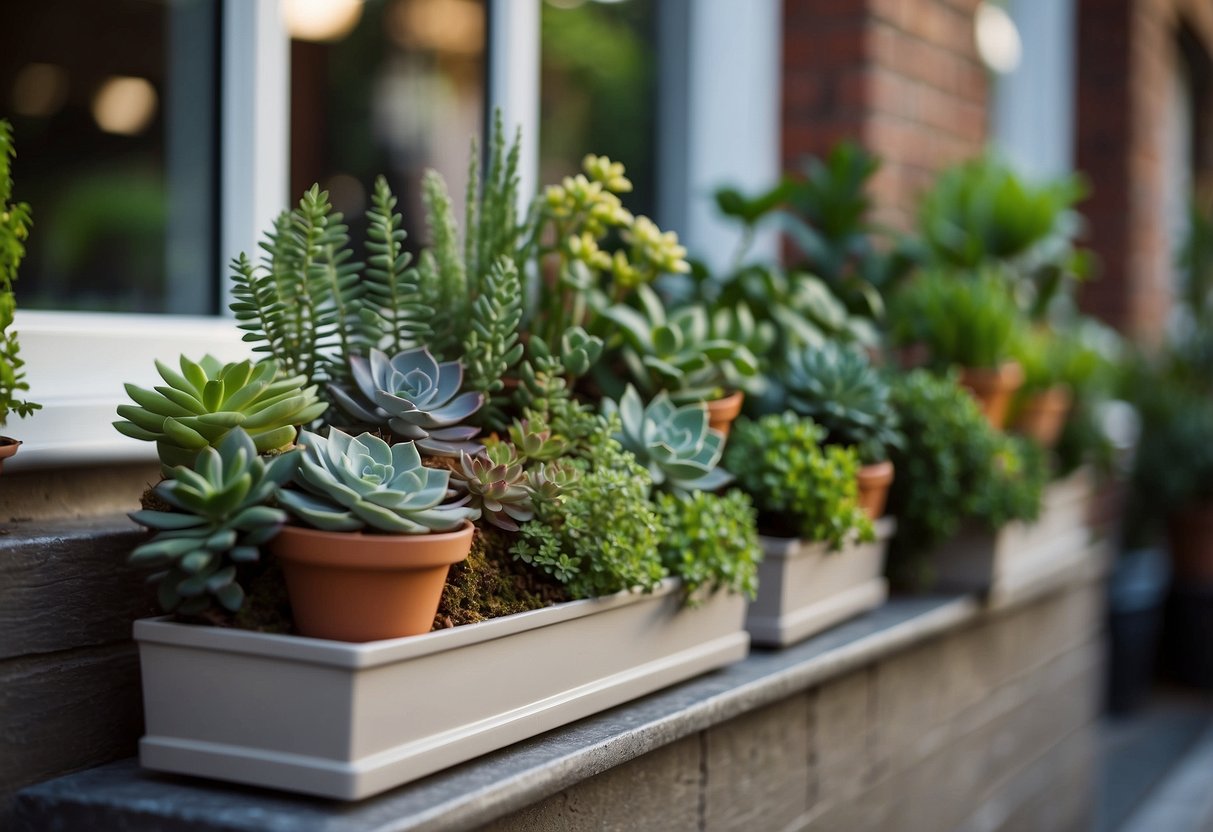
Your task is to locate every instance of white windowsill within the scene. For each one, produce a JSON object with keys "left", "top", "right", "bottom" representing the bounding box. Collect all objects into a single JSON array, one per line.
[{"left": 5, "top": 310, "right": 250, "bottom": 471}]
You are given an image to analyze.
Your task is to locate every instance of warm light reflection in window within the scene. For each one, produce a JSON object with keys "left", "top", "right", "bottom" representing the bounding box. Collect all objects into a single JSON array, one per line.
[{"left": 91, "top": 76, "right": 158, "bottom": 136}]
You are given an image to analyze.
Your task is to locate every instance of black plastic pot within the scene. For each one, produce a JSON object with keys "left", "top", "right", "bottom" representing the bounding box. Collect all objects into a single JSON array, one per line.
[{"left": 1106, "top": 548, "right": 1169, "bottom": 714}]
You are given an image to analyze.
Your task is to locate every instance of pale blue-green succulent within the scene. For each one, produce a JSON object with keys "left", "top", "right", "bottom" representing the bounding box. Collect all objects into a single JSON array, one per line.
[
  {"left": 604, "top": 385, "right": 732, "bottom": 495},
  {"left": 279, "top": 428, "right": 479, "bottom": 533},
  {"left": 128, "top": 428, "right": 301, "bottom": 614},
  {"left": 115, "top": 355, "right": 326, "bottom": 469},
  {"left": 329, "top": 347, "right": 484, "bottom": 457}
]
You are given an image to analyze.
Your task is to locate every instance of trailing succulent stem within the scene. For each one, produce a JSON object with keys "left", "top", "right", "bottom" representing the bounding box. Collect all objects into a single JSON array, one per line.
[
  {"left": 364, "top": 175, "right": 432, "bottom": 354},
  {"left": 462, "top": 257, "right": 525, "bottom": 430}
]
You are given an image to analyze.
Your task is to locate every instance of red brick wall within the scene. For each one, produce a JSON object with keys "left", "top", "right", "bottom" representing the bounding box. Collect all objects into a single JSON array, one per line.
[
  {"left": 782, "top": 0, "right": 988, "bottom": 230},
  {"left": 1077, "top": 0, "right": 1213, "bottom": 342}
]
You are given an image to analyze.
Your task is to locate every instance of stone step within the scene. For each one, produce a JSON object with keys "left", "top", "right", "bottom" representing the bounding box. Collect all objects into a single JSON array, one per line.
[{"left": 0, "top": 516, "right": 154, "bottom": 826}]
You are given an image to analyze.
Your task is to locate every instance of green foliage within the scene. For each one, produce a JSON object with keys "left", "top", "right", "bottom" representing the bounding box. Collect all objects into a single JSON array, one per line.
[
  {"left": 364, "top": 175, "right": 432, "bottom": 355},
  {"left": 417, "top": 169, "right": 468, "bottom": 359},
  {"left": 129, "top": 429, "right": 300, "bottom": 614},
  {"left": 776, "top": 342, "right": 902, "bottom": 464},
  {"left": 455, "top": 451, "right": 535, "bottom": 532},
  {"left": 328, "top": 347, "right": 484, "bottom": 457},
  {"left": 917, "top": 156, "right": 1092, "bottom": 319},
  {"left": 462, "top": 257, "right": 525, "bottom": 429},
  {"left": 1179, "top": 197, "right": 1213, "bottom": 328},
  {"left": 230, "top": 185, "right": 373, "bottom": 393},
  {"left": 114, "top": 356, "right": 326, "bottom": 469},
  {"left": 605, "top": 385, "right": 732, "bottom": 494},
  {"left": 724, "top": 412, "right": 873, "bottom": 549},
  {"left": 511, "top": 419, "right": 667, "bottom": 598},
  {"left": 889, "top": 269, "right": 1024, "bottom": 370},
  {"left": 598, "top": 284, "right": 758, "bottom": 403},
  {"left": 655, "top": 489, "right": 761, "bottom": 601},
  {"left": 887, "top": 371, "right": 1046, "bottom": 566},
  {"left": 279, "top": 429, "right": 479, "bottom": 533},
  {"left": 0, "top": 120, "right": 38, "bottom": 427}
]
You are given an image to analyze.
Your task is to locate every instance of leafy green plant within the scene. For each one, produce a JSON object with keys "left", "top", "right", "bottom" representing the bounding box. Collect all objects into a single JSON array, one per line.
[
  {"left": 724, "top": 412, "right": 873, "bottom": 549},
  {"left": 511, "top": 418, "right": 667, "bottom": 598},
  {"left": 129, "top": 429, "right": 300, "bottom": 614},
  {"left": 889, "top": 268, "right": 1024, "bottom": 370},
  {"left": 605, "top": 385, "right": 732, "bottom": 494},
  {"left": 329, "top": 347, "right": 484, "bottom": 457},
  {"left": 279, "top": 429, "right": 479, "bottom": 533},
  {"left": 776, "top": 342, "right": 902, "bottom": 463},
  {"left": 655, "top": 489, "right": 761, "bottom": 601},
  {"left": 0, "top": 119, "right": 39, "bottom": 427},
  {"left": 886, "top": 370, "right": 1046, "bottom": 572},
  {"left": 917, "top": 156, "right": 1092, "bottom": 319},
  {"left": 455, "top": 451, "right": 535, "bottom": 532},
  {"left": 114, "top": 355, "right": 326, "bottom": 469},
  {"left": 598, "top": 284, "right": 758, "bottom": 403}
]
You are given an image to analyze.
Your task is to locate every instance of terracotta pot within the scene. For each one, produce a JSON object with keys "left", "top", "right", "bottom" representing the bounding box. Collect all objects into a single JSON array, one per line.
[
  {"left": 1012, "top": 385, "right": 1072, "bottom": 448},
  {"left": 0, "top": 436, "right": 20, "bottom": 473},
  {"left": 957, "top": 362, "right": 1024, "bottom": 430},
  {"left": 270, "top": 521, "right": 475, "bottom": 642},
  {"left": 705, "top": 391, "right": 745, "bottom": 437},
  {"left": 856, "top": 460, "right": 894, "bottom": 520},
  {"left": 1167, "top": 501, "right": 1213, "bottom": 584}
]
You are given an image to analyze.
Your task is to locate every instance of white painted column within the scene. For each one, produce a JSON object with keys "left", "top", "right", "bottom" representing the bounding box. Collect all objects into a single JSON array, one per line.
[
  {"left": 991, "top": 0, "right": 1077, "bottom": 178},
  {"left": 658, "top": 0, "right": 783, "bottom": 270},
  {"left": 220, "top": 0, "right": 290, "bottom": 303},
  {"left": 487, "top": 0, "right": 541, "bottom": 207}
]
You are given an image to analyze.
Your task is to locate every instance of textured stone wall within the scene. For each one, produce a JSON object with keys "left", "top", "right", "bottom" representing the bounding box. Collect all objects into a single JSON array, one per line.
[
  {"left": 482, "top": 578, "right": 1103, "bottom": 832},
  {"left": 782, "top": 0, "right": 988, "bottom": 230}
]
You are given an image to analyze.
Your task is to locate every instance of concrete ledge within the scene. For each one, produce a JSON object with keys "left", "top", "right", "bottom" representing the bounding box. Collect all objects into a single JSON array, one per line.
[{"left": 12, "top": 583, "right": 1060, "bottom": 832}]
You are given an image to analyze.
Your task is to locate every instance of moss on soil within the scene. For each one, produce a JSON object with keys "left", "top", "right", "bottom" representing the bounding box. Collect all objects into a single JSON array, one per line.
[{"left": 433, "top": 527, "right": 569, "bottom": 629}]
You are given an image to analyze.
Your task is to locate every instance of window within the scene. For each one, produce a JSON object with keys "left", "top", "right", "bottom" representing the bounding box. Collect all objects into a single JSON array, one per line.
[
  {"left": 1, "top": 0, "right": 220, "bottom": 314},
  {"left": 5, "top": 0, "right": 782, "bottom": 469}
]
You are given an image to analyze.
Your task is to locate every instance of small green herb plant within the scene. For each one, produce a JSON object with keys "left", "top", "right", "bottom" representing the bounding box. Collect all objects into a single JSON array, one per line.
[
  {"left": 655, "top": 489, "right": 761, "bottom": 601},
  {"left": 0, "top": 120, "right": 39, "bottom": 428},
  {"left": 724, "top": 412, "right": 873, "bottom": 549},
  {"left": 886, "top": 370, "right": 1046, "bottom": 584},
  {"left": 889, "top": 268, "right": 1024, "bottom": 370}
]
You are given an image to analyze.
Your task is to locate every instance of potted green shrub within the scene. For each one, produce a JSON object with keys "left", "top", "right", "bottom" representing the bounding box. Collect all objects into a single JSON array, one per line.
[
  {"left": 886, "top": 370, "right": 1067, "bottom": 596},
  {"left": 1008, "top": 327, "right": 1073, "bottom": 448},
  {"left": 723, "top": 411, "right": 887, "bottom": 647},
  {"left": 0, "top": 119, "right": 39, "bottom": 467},
  {"left": 120, "top": 121, "right": 759, "bottom": 800},
  {"left": 889, "top": 268, "right": 1026, "bottom": 428},
  {"left": 776, "top": 341, "right": 902, "bottom": 518}
]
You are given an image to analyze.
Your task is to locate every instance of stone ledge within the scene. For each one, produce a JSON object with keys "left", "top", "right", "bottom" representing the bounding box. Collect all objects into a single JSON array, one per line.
[{"left": 13, "top": 562, "right": 1104, "bottom": 832}]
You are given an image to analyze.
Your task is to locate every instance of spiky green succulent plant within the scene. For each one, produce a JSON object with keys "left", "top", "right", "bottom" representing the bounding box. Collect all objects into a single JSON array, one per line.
[
  {"left": 114, "top": 355, "right": 326, "bottom": 469},
  {"left": 780, "top": 342, "right": 902, "bottom": 463},
  {"left": 454, "top": 451, "right": 535, "bottom": 532},
  {"left": 128, "top": 428, "right": 301, "bottom": 614},
  {"left": 598, "top": 284, "right": 759, "bottom": 404},
  {"left": 604, "top": 385, "right": 732, "bottom": 495},
  {"left": 279, "top": 428, "right": 479, "bottom": 533},
  {"left": 329, "top": 347, "right": 484, "bottom": 457}
]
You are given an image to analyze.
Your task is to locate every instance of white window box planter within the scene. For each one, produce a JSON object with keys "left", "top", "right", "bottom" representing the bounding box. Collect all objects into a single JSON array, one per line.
[
  {"left": 745, "top": 518, "right": 896, "bottom": 648},
  {"left": 929, "top": 467, "right": 1096, "bottom": 601},
  {"left": 133, "top": 578, "right": 748, "bottom": 800}
]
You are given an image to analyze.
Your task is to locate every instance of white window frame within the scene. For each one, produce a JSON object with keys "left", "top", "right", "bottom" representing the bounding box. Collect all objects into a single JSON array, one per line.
[{"left": 8, "top": 0, "right": 781, "bottom": 470}]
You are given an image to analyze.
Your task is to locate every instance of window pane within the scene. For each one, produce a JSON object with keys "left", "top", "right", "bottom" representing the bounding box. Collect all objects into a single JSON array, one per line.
[
  {"left": 540, "top": 0, "right": 656, "bottom": 219},
  {"left": 1, "top": 0, "right": 219, "bottom": 314},
  {"left": 289, "top": 0, "right": 487, "bottom": 248}
]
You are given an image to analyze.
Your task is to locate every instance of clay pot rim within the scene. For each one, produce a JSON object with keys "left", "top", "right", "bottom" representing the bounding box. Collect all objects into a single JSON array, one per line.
[
  {"left": 857, "top": 459, "right": 894, "bottom": 485},
  {"left": 959, "top": 360, "right": 1024, "bottom": 388},
  {"left": 0, "top": 436, "right": 19, "bottom": 456},
  {"left": 704, "top": 389, "right": 744, "bottom": 413},
  {"left": 272, "top": 520, "right": 475, "bottom": 570}
]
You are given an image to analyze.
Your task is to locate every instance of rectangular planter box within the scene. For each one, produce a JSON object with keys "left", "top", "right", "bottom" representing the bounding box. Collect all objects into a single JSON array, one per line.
[
  {"left": 929, "top": 467, "right": 1095, "bottom": 599},
  {"left": 745, "top": 517, "right": 895, "bottom": 648},
  {"left": 134, "top": 579, "right": 748, "bottom": 800}
]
